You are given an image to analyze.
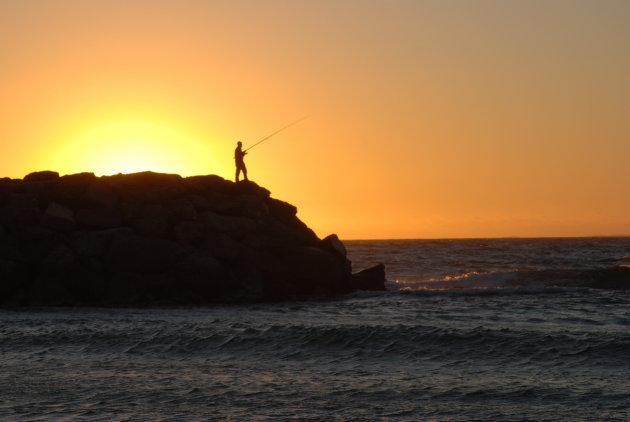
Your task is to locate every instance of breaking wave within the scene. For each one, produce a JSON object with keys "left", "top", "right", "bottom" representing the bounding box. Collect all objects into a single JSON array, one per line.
[{"left": 390, "top": 265, "right": 630, "bottom": 292}]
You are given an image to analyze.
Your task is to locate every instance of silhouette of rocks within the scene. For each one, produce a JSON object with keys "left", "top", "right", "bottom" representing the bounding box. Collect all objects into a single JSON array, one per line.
[
  {"left": 24, "top": 171, "right": 59, "bottom": 182},
  {"left": 0, "top": 171, "right": 386, "bottom": 306},
  {"left": 351, "top": 264, "right": 387, "bottom": 291}
]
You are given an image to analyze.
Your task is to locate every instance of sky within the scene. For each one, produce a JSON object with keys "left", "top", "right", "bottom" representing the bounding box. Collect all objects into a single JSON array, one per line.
[{"left": 1, "top": 0, "right": 629, "bottom": 239}]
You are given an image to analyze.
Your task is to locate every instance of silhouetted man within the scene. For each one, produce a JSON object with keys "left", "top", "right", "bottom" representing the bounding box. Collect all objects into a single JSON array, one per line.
[{"left": 234, "top": 141, "right": 248, "bottom": 182}]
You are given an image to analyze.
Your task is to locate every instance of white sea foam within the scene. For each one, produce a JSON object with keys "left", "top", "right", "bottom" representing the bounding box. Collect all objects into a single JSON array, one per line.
[{"left": 392, "top": 270, "right": 523, "bottom": 291}]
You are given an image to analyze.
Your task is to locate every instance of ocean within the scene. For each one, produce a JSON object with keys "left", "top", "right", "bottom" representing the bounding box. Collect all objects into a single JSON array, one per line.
[{"left": 2, "top": 237, "right": 630, "bottom": 421}]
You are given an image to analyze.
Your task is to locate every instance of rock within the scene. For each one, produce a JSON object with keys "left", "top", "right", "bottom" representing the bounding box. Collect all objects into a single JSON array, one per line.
[
  {"left": 187, "top": 194, "right": 213, "bottom": 211},
  {"left": 108, "top": 171, "right": 184, "bottom": 202},
  {"left": 73, "top": 228, "right": 134, "bottom": 257},
  {"left": 166, "top": 200, "right": 197, "bottom": 222},
  {"left": 104, "top": 232, "right": 184, "bottom": 273},
  {"left": 175, "top": 252, "right": 229, "bottom": 301},
  {"left": 84, "top": 182, "right": 118, "bottom": 208},
  {"left": 8, "top": 193, "right": 39, "bottom": 209},
  {"left": 0, "top": 234, "right": 28, "bottom": 304},
  {"left": 228, "top": 248, "right": 263, "bottom": 301},
  {"left": 41, "top": 202, "right": 75, "bottom": 231},
  {"left": 60, "top": 172, "right": 97, "bottom": 183},
  {"left": 204, "top": 192, "right": 242, "bottom": 214},
  {"left": 0, "top": 233, "right": 23, "bottom": 263},
  {"left": 41, "top": 244, "right": 78, "bottom": 273},
  {"left": 0, "top": 259, "right": 28, "bottom": 306},
  {"left": 238, "top": 194, "right": 270, "bottom": 218},
  {"left": 174, "top": 221, "right": 203, "bottom": 245},
  {"left": 320, "top": 234, "right": 347, "bottom": 259},
  {"left": 0, "top": 206, "right": 42, "bottom": 226},
  {"left": 48, "top": 173, "right": 97, "bottom": 208},
  {"left": 24, "top": 171, "right": 59, "bottom": 182},
  {"left": 184, "top": 175, "right": 233, "bottom": 193},
  {"left": 261, "top": 246, "right": 352, "bottom": 299},
  {"left": 268, "top": 198, "right": 298, "bottom": 218},
  {"left": 201, "top": 232, "right": 242, "bottom": 262},
  {"left": 13, "top": 225, "right": 58, "bottom": 263},
  {"left": 0, "top": 170, "right": 386, "bottom": 305},
  {"left": 45, "top": 202, "right": 74, "bottom": 221},
  {"left": 108, "top": 272, "right": 147, "bottom": 304},
  {"left": 199, "top": 211, "right": 256, "bottom": 234},
  {"left": 75, "top": 207, "right": 122, "bottom": 229},
  {"left": 128, "top": 203, "right": 169, "bottom": 236},
  {"left": 352, "top": 264, "right": 387, "bottom": 291}
]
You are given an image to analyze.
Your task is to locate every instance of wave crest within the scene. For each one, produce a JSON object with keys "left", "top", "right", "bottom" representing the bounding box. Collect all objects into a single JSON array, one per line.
[{"left": 391, "top": 265, "right": 630, "bottom": 292}]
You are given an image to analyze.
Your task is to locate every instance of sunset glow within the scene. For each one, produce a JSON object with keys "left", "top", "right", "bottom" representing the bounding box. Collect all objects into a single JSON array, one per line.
[
  {"left": 2, "top": 1, "right": 629, "bottom": 239},
  {"left": 48, "top": 115, "right": 224, "bottom": 177}
]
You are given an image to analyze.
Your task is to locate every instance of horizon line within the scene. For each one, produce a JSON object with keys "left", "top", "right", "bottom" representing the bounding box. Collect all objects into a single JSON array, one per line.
[{"left": 342, "top": 234, "right": 630, "bottom": 242}]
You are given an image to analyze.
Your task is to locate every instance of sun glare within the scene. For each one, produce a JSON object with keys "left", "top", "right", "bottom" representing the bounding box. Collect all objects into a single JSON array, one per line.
[{"left": 48, "top": 116, "right": 227, "bottom": 177}]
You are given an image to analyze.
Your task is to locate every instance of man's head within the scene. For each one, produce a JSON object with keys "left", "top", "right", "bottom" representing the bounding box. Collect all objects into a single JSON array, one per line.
[{"left": 237, "top": 141, "right": 243, "bottom": 147}]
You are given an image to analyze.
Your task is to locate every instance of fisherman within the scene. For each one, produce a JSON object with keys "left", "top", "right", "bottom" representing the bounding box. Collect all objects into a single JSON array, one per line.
[
  {"left": 232, "top": 117, "right": 307, "bottom": 182},
  {"left": 234, "top": 141, "right": 248, "bottom": 182}
]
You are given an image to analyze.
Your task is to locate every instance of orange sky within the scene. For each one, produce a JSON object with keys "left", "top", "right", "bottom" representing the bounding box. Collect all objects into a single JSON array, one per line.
[{"left": 1, "top": 1, "right": 629, "bottom": 239}]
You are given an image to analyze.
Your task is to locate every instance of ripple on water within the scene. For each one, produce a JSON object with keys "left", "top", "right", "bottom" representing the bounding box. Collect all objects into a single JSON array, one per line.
[{"left": 2, "top": 289, "right": 630, "bottom": 420}]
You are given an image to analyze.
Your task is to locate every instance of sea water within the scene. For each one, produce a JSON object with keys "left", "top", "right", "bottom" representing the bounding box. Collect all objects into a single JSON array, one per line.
[{"left": 1, "top": 237, "right": 630, "bottom": 421}]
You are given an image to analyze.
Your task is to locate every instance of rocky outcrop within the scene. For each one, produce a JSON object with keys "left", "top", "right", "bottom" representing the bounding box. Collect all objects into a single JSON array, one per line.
[
  {"left": 351, "top": 264, "right": 387, "bottom": 291},
  {"left": 0, "top": 171, "right": 386, "bottom": 306}
]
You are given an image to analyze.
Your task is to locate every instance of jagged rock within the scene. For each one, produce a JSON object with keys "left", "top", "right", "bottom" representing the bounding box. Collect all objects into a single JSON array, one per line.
[
  {"left": 320, "top": 234, "right": 347, "bottom": 259},
  {"left": 0, "top": 171, "right": 386, "bottom": 306},
  {"left": 268, "top": 198, "right": 298, "bottom": 218},
  {"left": 352, "top": 264, "right": 387, "bottom": 291}
]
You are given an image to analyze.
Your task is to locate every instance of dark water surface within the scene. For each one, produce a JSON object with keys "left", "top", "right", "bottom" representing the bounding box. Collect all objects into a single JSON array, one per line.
[{"left": 2, "top": 238, "right": 630, "bottom": 421}]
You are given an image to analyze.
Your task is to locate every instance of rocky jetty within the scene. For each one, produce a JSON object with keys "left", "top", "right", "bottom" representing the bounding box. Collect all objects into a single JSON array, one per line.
[{"left": 0, "top": 171, "right": 385, "bottom": 306}]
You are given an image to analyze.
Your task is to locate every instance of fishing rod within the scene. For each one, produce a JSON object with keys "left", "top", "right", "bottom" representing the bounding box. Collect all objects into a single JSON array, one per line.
[{"left": 244, "top": 115, "right": 309, "bottom": 153}]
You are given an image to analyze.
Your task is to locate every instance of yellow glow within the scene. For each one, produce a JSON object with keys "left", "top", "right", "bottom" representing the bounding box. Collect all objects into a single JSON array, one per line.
[
  {"left": 45, "top": 113, "right": 228, "bottom": 177},
  {"left": 52, "top": 118, "right": 204, "bottom": 175}
]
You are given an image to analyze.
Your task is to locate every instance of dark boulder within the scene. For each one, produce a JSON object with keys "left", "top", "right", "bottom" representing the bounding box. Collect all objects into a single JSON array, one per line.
[
  {"left": 320, "top": 234, "right": 348, "bottom": 262},
  {"left": 48, "top": 173, "right": 97, "bottom": 208},
  {"left": 24, "top": 171, "right": 59, "bottom": 182},
  {"left": 41, "top": 202, "right": 75, "bottom": 231},
  {"left": 352, "top": 264, "right": 387, "bottom": 291}
]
